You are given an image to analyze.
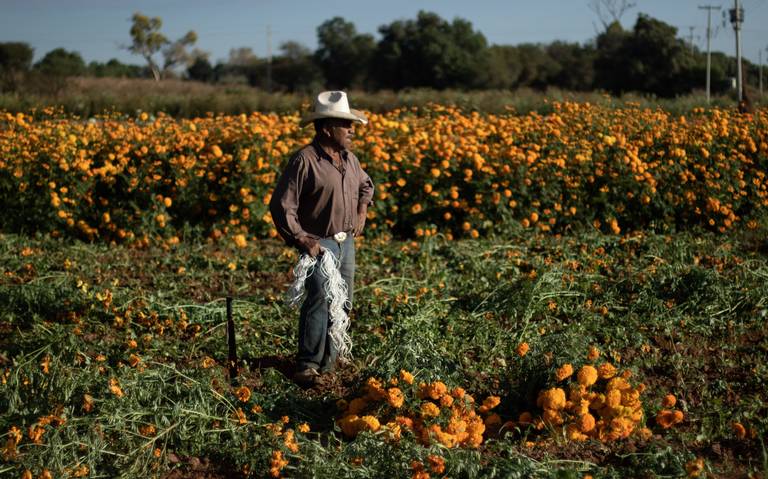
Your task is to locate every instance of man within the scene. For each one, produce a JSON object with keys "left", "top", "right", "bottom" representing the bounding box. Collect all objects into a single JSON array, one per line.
[{"left": 269, "top": 91, "right": 374, "bottom": 386}]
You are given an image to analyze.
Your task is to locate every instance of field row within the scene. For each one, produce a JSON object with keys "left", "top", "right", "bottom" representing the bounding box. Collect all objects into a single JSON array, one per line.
[{"left": 1, "top": 104, "right": 766, "bottom": 245}]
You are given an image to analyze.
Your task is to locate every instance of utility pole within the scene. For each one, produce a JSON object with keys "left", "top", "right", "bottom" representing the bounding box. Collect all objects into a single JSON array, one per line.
[
  {"left": 729, "top": 0, "right": 744, "bottom": 101},
  {"left": 266, "top": 25, "right": 272, "bottom": 93},
  {"left": 760, "top": 48, "right": 764, "bottom": 97},
  {"left": 699, "top": 5, "right": 721, "bottom": 103}
]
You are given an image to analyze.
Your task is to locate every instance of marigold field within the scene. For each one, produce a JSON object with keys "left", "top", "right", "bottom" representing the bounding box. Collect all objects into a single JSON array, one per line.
[{"left": 1, "top": 104, "right": 767, "bottom": 478}]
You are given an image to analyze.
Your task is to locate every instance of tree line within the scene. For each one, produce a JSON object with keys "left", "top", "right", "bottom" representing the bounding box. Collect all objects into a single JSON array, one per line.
[{"left": 0, "top": 10, "right": 761, "bottom": 98}]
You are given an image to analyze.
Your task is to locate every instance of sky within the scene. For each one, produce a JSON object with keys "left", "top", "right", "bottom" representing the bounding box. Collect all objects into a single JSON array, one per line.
[{"left": 2, "top": 0, "right": 767, "bottom": 66}]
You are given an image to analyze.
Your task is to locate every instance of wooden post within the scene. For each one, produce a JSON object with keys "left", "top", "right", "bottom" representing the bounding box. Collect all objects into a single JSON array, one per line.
[{"left": 227, "top": 296, "right": 238, "bottom": 383}]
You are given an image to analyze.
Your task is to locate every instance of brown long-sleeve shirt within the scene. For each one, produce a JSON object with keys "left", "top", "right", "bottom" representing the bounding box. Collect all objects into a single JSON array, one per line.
[{"left": 269, "top": 140, "right": 374, "bottom": 247}]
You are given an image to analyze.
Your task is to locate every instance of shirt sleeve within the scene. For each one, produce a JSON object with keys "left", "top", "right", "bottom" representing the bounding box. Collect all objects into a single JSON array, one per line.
[
  {"left": 357, "top": 160, "right": 374, "bottom": 209},
  {"left": 269, "top": 154, "right": 310, "bottom": 246}
]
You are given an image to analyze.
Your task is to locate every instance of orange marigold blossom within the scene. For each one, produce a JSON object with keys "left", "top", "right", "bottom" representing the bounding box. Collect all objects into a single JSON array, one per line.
[
  {"left": 555, "top": 363, "right": 574, "bottom": 381},
  {"left": 577, "top": 365, "right": 598, "bottom": 386},
  {"left": 235, "top": 386, "right": 251, "bottom": 403},
  {"left": 516, "top": 342, "right": 530, "bottom": 357},
  {"left": 662, "top": 394, "right": 676, "bottom": 408}
]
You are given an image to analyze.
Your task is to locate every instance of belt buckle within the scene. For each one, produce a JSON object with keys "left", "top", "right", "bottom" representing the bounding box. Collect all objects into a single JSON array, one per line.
[{"left": 333, "top": 232, "right": 347, "bottom": 243}]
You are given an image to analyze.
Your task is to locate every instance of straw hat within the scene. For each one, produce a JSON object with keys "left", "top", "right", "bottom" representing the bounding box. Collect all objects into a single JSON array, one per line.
[{"left": 299, "top": 91, "right": 368, "bottom": 127}]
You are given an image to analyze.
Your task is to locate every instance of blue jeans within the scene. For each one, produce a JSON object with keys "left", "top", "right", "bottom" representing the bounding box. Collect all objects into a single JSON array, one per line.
[{"left": 297, "top": 235, "right": 355, "bottom": 373}]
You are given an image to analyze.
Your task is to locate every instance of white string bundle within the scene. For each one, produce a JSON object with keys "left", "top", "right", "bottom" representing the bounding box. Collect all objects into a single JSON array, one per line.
[{"left": 287, "top": 247, "right": 352, "bottom": 361}]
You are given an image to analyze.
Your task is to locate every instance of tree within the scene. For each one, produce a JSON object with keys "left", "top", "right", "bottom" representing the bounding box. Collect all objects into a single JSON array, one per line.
[
  {"left": 88, "top": 58, "right": 143, "bottom": 78},
  {"left": 546, "top": 41, "right": 596, "bottom": 91},
  {"left": 594, "top": 15, "right": 698, "bottom": 97},
  {"left": 274, "top": 41, "right": 324, "bottom": 92},
  {"left": 480, "top": 45, "right": 523, "bottom": 89},
  {"left": 314, "top": 17, "right": 375, "bottom": 89},
  {"left": 162, "top": 31, "right": 201, "bottom": 73},
  {"left": 35, "top": 48, "right": 86, "bottom": 77},
  {"left": 127, "top": 12, "right": 168, "bottom": 81},
  {"left": 373, "top": 11, "right": 489, "bottom": 90},
  {"left": 0, "top": 42, "right": 34, "bottom": 91},
  {"left": 127, "top": 12, "right": 199, "bottom": 81},
  {"left": 589, "top": 0, "right": 636, "bottom": 31},
  {"left": 187, "top": 56, "right": 214, "bottom": 82}
]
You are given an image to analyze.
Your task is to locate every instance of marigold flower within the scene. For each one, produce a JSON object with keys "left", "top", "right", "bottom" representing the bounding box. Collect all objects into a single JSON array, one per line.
[
  {"left": 386, "top": 387, "right": 404, "bottom": 408},
  {"left": 538, "top": 388, "right": 566, "bottom": 410},
  {"left": 587, "top": 346, "right": 600, "bottom": 361},
  {"left": 128, "top": 354, "right": 141, "bottom": 368},
  {"left": 427, "top": 455, "right": 445, "bottom": 474},
  {"left": 578, "top": 413, "right": 596, "bottom": 432},
  {"left": 685, "top": 457, "right": 704, "bottom": 477},
  {"left": 399, "top": 370, "right": 414, "bottom": 384},
  {"left": 577, "top": 365, "right": 598, "bottom": 387},
  {"left": 662, "top": 394, "right": 676, "bottom": 408},
  {"left": 235, "top": 386, "right": 251, "bottom": 403},
  {"left": 597, "top": 362, "right": 617, "bottom": 379},
  {"left": 108, "top": 378, "right": 124, "bottom": 397},
  {"left": 555, "top": 363, "right": 574, "bottom": 381},
  {"left": 421, "top": 401, "right": 441, "bottom": 418},
  {"left": 347, "top": 397, "right": 368, "bottom": 415},
  {"left": 732, "top": 422, "right": 746, "bottom": 439},
  {"left": 516, "top": 342, "right": 530, "bottom": 357},
  {"left": 543, "top": 409, "right": 563, "bottom": 426},
  {"left": 656, "top": 409, "right": 679, "bottom": 429},
  {"left": 201, "top": 356, "right": 216, "bottom": 368}
]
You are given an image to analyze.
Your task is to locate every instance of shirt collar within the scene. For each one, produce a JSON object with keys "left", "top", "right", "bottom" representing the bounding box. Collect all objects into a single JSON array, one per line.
[{"left": 311, "top": 138, "right": 349, "bottom": 163}]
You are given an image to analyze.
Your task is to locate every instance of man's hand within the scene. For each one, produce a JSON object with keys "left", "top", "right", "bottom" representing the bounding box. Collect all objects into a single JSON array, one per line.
[
  {"left": 296, "top": 236, "right": 320, "bottom": 257},
  {"left": 354, "top": 207, "right": 367, "bottom": 237}
]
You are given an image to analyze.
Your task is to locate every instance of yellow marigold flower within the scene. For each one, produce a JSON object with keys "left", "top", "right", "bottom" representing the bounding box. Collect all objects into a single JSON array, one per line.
[
  {"left": 587, "top": 346, "right": 600, "bottom": 361},
  {"left": 211, "top": 145, "right": 223, "bottom": 158},
  {"left": 201, "top": 356, "right": 216, "bottom": 368},
  {"left": 386, "top": 387, "right": 404, "bottom": 408},
  {"left": 662, "top": 394, "right": 676, "bottom": 408},
  {"left": 656, "top": 409, "right": 679, "bottom": 429},
  {"left": 606, "top": 377, "right": 631, "bottom": 391},
  {"left": 481, "top": 395, "right": 501, "bottom": 412},
  {"left": 606, "top": 389, "right": 622, "bottom": 409},
  {"left": 139, "top": 424, "right": 156, "bottom": 437},
  {"left": 128, "top": 354, "right": 141, "bottom": 368},
  {"left": 399, "top": 370, "right": 414, "bottom": 385},
  {"left": 420, "top": 401, "right": 441, "bottom": 418},
  {"left": 637, "top": 427, "right": 653, "bottom": 440},
  {"left": 597, "top": 362, "right": 617, "bottom": 379},
  {"left": 347, "top": 397, "right": 367, "bottom": 415},
  {"left": 539, "top": 388, "right": 566, "bottom": 410},
  {"left": 543, "top": 408, "right": 563, "bottom": 426},
  {"left": 555, "top": 363, "right": 574, "bottom": 382},
  {"left": 578, "top": 413, "right": 596, "bottom": 433},
  {"left": 451, "top": 386, "right": 466, "bottom": 399},
  {"left": 233, "top": 408, "right": 247, "bottom": 425},
  {"left": 233, "top": 234, "right": 247, "bottom": 248},
  {"left": 440, "top": 394, "right": 454, "bottom": 407},
  {"left": 427, "top": 454, "right": 445, "bottom": 474},
  {"left": 566, "top": 423, "right": 588, "bottom": 441},
  {"left": 235, "top": 386, "right": 251, "bottom": 403},
  {"left": 577, "top": 365, "right": 598, "bottom": 387},
  {"left": 22, "top": 471, "right": 32, "bottom": 479},
  {"left": 359, "top": 415, "right": 380, "bottom": 433},
  {"left": 685, "top": 457, "right": 704, "bottom": 478},
  {"left": 338, "top": 415, "right": 360, "bottom": 437},
  {"left": 298, "top": 422, "right": 310, "bottom": 433},
  {"left": 516, "top": 342, "right": 530, "bottom": 357},
  {"left": 108, "top": 378, "right": 124, "bottom": 397}
]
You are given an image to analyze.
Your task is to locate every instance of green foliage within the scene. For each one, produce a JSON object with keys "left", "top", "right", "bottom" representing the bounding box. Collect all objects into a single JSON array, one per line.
[
  {"left": 372, "top": 11, "right": 489, "bottom": 90},
  {"left": 34, "top": 48, "right": 86, "bottom": 77},
  {"left": 315, "top": 17, "right": 376, "bottom": 90},
  {"left": 1, "top": 227, "right": 767, "bottom": 477}
]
